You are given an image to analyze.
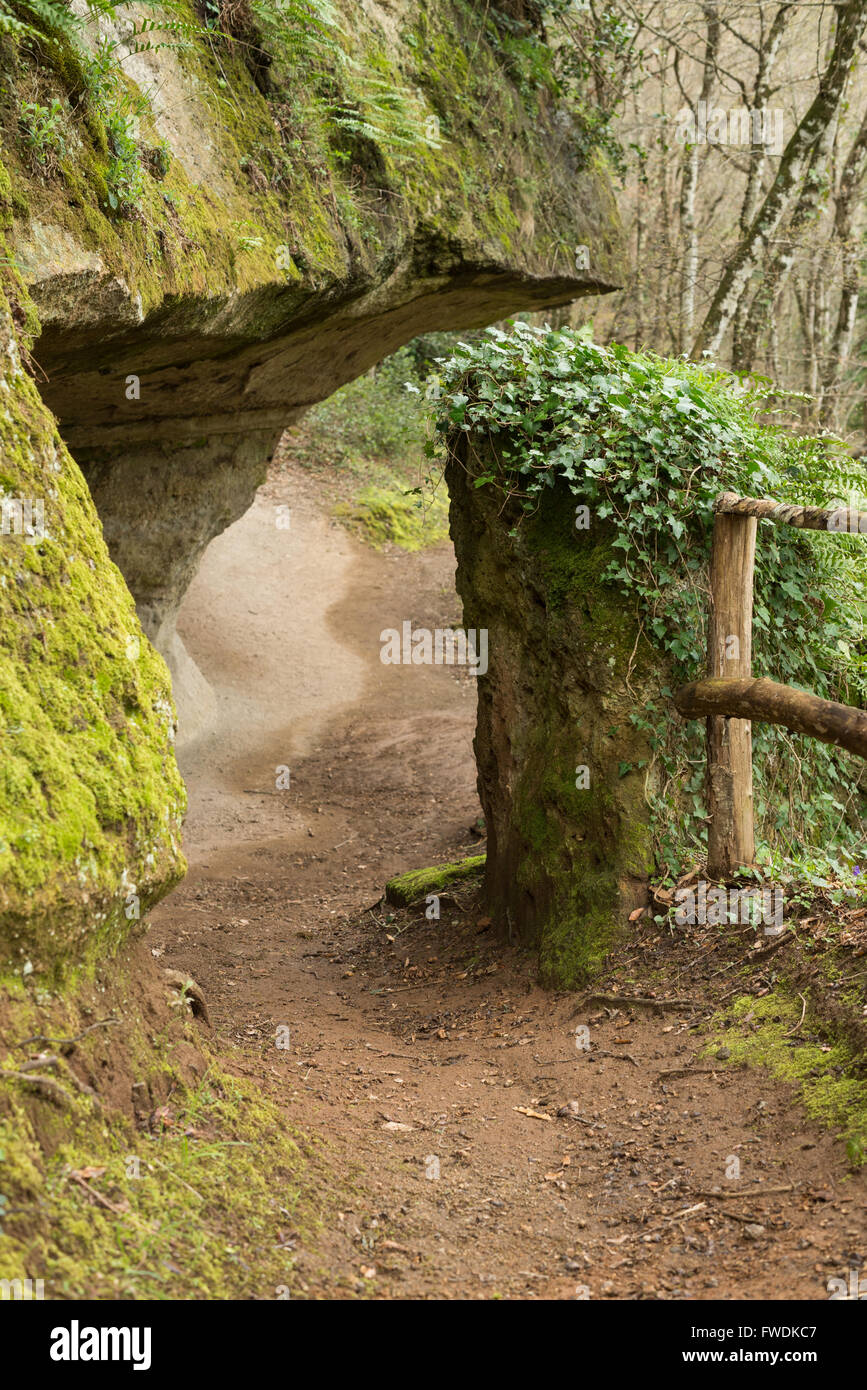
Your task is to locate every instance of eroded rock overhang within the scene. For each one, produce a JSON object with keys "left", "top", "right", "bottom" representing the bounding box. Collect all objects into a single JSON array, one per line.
[
  {"left": 9, "top": 0, "right": 623, "bottom": 654},
  {"left": 25, "top": 248, "right": 619, "bottom": 647}
]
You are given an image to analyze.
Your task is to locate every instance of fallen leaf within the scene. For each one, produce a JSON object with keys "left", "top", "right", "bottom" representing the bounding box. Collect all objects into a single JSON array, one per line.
[{"left": 513, "top": 1106, "right": 552, "bottom": 1123}]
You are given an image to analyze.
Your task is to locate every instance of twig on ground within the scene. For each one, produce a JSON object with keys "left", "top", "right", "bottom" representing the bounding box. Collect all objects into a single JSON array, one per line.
[
  {"left": 785, "top": 992, "right": 808, "bottom": 1037},
  {"left": 747, "top": 931, "right": 795, "bottom": 962},
  {"left": 0, "top": 1069, "right": 74, "bottom": 1107},
  {"left": 695, "top": 1184, "right": 794, "bottom": 1199},
  {"left": 14, "top": 1018, "right": 119, "bottom": 1050},
  {"left": 654, "top": 1065, "right": 723, "bottom": 1083},
  {"left": 593, "top": 1050, "right": 639, "bottom": 1066}
]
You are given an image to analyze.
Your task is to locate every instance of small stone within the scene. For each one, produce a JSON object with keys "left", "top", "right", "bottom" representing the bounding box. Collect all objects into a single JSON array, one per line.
[
  {"left": 715, "top": 1047, "right": 731, "bottom": 1060},
  {"left": 557, "top": 1101, "right": 586, "bottom": 1120}
]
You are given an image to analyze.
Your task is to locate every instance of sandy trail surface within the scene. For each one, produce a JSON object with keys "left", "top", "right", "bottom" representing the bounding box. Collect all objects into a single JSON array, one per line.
[{"left": 150, "top": 470, "right": 867, "bottom": 1300}]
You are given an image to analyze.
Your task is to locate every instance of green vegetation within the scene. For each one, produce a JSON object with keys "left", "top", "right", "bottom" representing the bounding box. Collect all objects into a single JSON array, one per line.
[
  {"left": 0, "top": 0, "right": 118, "bottom": 46},
  {"left": 0, "top": 1066, "right": 315, "bottom": 1297},
  {"left": 284, "top": 336, "right": 457, "bottom": 550},
  {"left": 708, "top": 991, "right": 867, "bottom": 1169},
  {"left": 334, "top": 484, "right": 449, "bottom": 552},
  {"left": 433, "top": 321, "right": 867, "bottom": 885},
  {"left": 0, "top": 964, "right": 328, "bottom": 1297},
  {"left": 0, "top": 0, "right": 619, "bottom": 319},
  {"left": 18, "top": 97, "right": 67, "bottom": 175}
]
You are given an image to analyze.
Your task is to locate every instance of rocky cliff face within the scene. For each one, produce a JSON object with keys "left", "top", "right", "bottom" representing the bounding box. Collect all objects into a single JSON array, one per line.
[
  {"left": 0, "top": 172, "right": 185, "bottom": 982},
  {"left": 0, "top": 0, "right": 623, "bottom": 974},
  {"left": 8, "top": 1, "right": 622, "bottom": 646}
]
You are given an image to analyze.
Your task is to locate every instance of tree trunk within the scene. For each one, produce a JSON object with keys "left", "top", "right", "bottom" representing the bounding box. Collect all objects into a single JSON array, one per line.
[
  {"left": 692, "top": 0, "right": 867, "bottom": 362},
  {"left": 818, "top": 104, "right": 867, "bottom": 427},
  {"left": 679, "top": 4, "right": 719, "bottom": 351},
  {"left": 732, "top": 121, "right": 835, "bottom": 374}
]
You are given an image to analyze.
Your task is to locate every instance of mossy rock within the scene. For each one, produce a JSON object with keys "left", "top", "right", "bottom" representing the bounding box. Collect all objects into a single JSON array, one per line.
[
  {"left": 447, "top": 437, "right": 659, "bottom": 989},
  {"left": 385, "top": 855, "right": 486, "bottom": 907},
  {"left": 0, "top": 221, "right": 185, "bottom": 982}
]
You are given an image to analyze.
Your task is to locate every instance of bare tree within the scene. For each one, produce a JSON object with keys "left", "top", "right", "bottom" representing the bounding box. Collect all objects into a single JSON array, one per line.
[
  {"left": 692, "top": 0, "right": 867, "bottom": 361},
  {"left": 819, "top": 101, "right": 867, "bottom": 426}
]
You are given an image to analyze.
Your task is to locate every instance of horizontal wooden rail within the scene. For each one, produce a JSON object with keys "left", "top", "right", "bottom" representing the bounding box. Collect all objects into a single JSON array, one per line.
[
  {"left": 714, "top": 491, "right": 867, "bottom": 533},
  {"left": 675, "top": 677, "right": 867, "bottom": 761}
]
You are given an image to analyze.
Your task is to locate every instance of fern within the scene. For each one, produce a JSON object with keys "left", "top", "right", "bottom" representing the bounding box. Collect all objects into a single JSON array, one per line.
[{"left": 0, "top": 0, "right": 119, "bottom": 47}]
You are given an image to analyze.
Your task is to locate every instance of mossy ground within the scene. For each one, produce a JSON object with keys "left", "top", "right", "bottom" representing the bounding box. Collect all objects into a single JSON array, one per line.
[
  {"left": 334, "top": 483, "right": 450, "bottom": 552},
  {"left": 0, "top": 950, "right": 337, "bottom": 1299},
  {"left": 277, "top": 341, "right": 454, "bottom": 552},
  {"left": 706, "top": 990, "right": 867, "bottom": 1168},
  {"left": 0, "top": 1066, "right": 314, "bottom": 1299}
]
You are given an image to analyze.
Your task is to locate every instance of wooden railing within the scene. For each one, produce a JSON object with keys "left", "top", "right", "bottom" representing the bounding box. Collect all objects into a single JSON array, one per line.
[{"left": 673, "top": 490, "right": 867, "bottom": 879}]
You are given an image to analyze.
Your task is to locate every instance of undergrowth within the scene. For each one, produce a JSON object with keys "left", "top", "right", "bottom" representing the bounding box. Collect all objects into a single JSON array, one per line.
[{"left": 283, "top": 335, "right": 456, "bottom": 550}]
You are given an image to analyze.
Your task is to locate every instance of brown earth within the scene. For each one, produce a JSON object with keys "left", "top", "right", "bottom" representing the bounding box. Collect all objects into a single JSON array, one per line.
[{"left": 149, "top": 467, "right": 867, "bottom": 1300}]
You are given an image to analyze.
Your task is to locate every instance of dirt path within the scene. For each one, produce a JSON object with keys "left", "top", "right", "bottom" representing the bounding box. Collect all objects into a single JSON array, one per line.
[{"left": 150, "top": 471, "right": 866, "bottom": 1301}]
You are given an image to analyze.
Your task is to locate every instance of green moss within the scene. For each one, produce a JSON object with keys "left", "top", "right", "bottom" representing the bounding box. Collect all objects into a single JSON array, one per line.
[
  {"left": 0, "top": 237, "right": 185, "bottom": 981},
  {"left": 496, "top": 481, "right": 657, "bottom": 988},
  {"left": 2, "top": 0, "right": 616, "bottom": 322},
  {"left": 0, "top": 159, "right": 10, "bottom": 228},
  {"left": 706, "top": 991, "right": 867, "bottom": 1168},
  {"left": 0, "top": 1071, "right": 316, "bottom": 1299},
  {"left": 0, "top": 974, "right": 328, "bottom": 1299},
  {"left": 385, "top": 855, "right": 486, "bottom": 907},
  {"left": 334, "top": 483, "right": 450, "bottom": 551}
]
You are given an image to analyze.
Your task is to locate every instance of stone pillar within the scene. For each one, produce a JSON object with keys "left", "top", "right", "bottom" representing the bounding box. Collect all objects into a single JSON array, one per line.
[
  {"left": 447, "top": 435, "right": 660, "bottom": 987},
  {"left": 74, "top": 425, "right": 283, "bottom": 648}
]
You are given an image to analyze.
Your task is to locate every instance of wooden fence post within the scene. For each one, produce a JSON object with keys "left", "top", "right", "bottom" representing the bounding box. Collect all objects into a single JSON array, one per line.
[{"left": 706, "top": 511, "right": 758, "bottom": 878}]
